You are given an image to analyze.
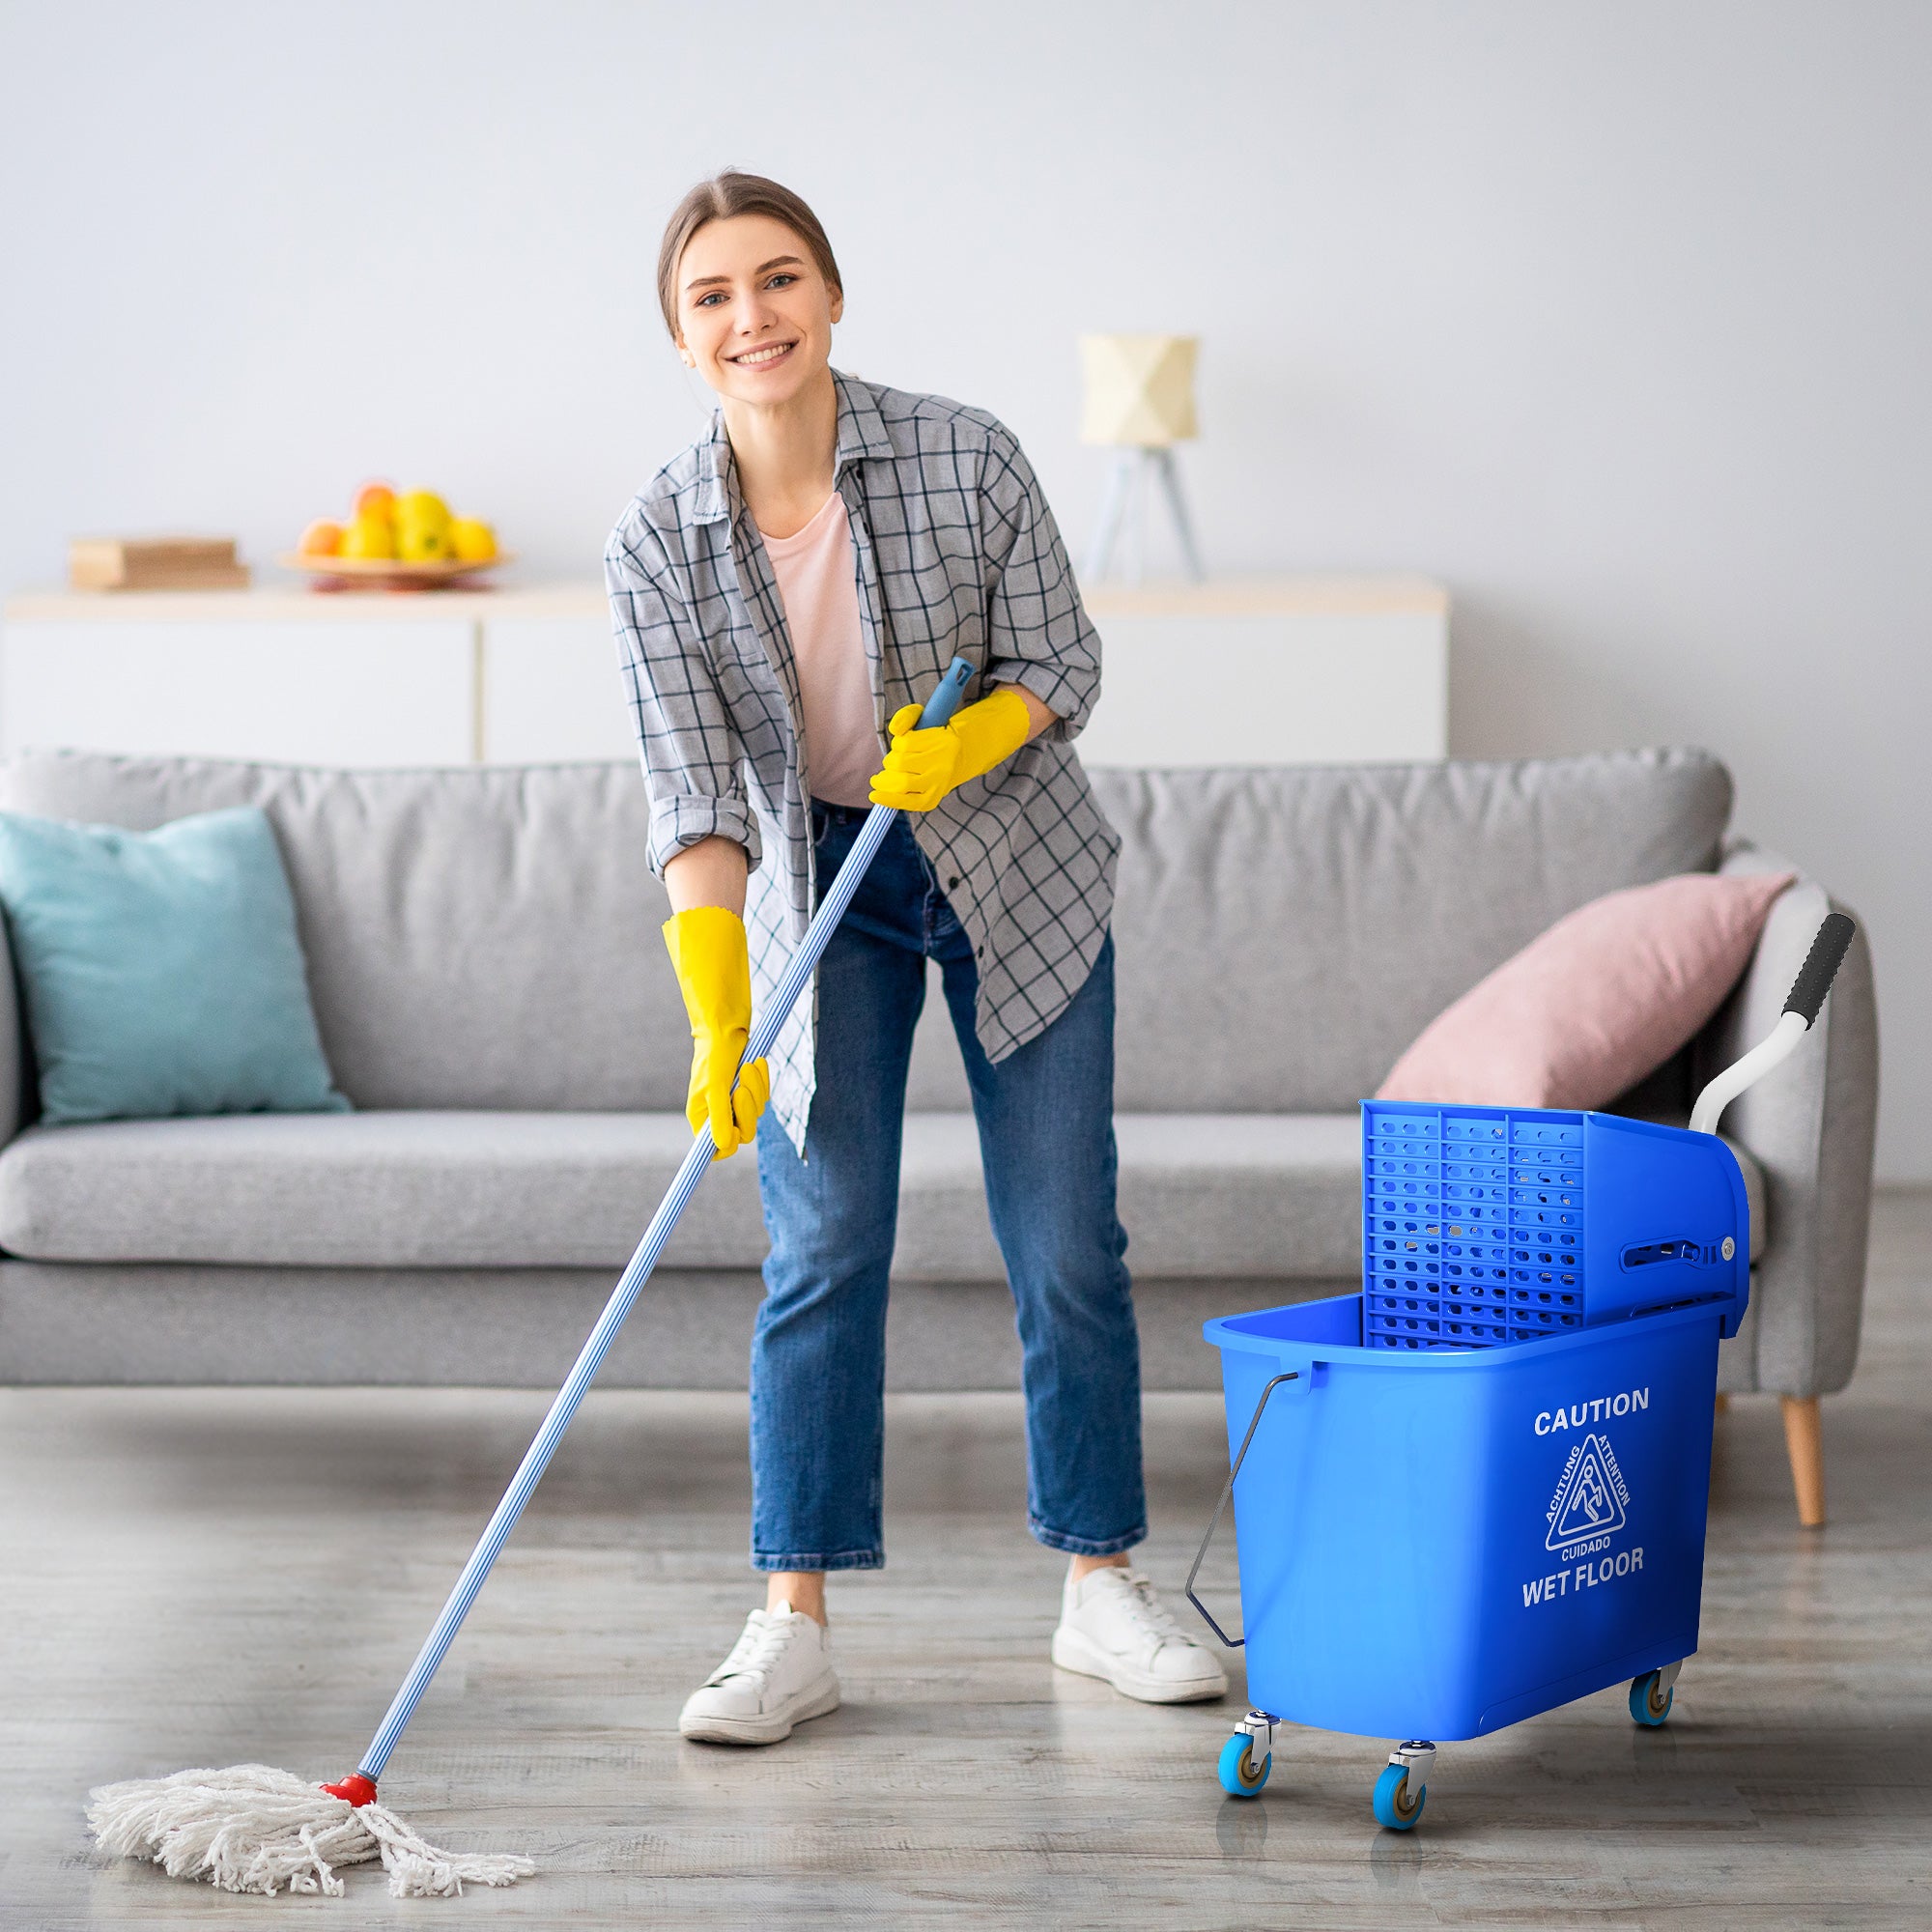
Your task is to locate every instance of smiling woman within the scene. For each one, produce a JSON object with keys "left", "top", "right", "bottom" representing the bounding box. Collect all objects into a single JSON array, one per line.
[
  {"left": 655, "top": 174, "right": 842, "bottom": 344},
  {"left": 664, "top": 189, "right": 847, "bottom": 539},
  {"left": 605, "top": 168, "right": 1226, "bottom": 1751}
]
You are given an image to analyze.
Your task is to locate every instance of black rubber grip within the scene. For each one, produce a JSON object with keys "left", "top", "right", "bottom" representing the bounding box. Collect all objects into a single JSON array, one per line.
[{"left": 1783, "top": 913, "right": 1856, "bottom": 1028}]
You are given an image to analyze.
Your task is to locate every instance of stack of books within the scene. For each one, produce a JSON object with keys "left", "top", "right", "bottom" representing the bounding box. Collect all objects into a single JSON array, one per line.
[{"left": 69, "top": 536, "right": 251, "bottom": 592}]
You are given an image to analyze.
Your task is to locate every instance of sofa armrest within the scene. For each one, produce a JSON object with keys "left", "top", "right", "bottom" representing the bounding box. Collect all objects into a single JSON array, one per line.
[
  {"left": 0, "top": 910, "right": 23, "bottom": 1151},
  {"left": 1701, "top": 843, "right": 1879, "bottom": 1397}
]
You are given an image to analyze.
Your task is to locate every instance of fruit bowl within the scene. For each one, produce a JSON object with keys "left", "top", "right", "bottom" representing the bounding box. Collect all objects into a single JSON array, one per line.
[{"left": 278, "top": 552, "right": 515, "bottom": 591}]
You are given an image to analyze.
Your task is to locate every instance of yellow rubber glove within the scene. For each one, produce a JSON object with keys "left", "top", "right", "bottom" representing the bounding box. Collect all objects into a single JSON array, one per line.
[
  {"left": 868, "top": 685, "right": 1033, "bottom": 812},
  {"left": 662, "top": 906, "right": 770, "bottom": 1158}
]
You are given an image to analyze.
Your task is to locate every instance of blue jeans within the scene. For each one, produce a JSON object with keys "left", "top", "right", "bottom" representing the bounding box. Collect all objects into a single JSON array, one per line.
[{"left": 750, "top": 803, "right": 1145, "bottom": 1571}]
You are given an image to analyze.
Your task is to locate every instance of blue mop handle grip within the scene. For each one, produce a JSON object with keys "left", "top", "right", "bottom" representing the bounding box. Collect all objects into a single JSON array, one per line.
[
  {"left": 913, "top": 655, "right": 975, "bottom": 729},
  {"left": 352, "top": 657, "right": 975, "bottom": 1785}
]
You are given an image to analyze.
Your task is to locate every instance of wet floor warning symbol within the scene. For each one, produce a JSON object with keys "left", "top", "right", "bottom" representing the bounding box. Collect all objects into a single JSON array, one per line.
[{"left": 1545, "top": 1433, "right": 1630, "bottom": 1550}]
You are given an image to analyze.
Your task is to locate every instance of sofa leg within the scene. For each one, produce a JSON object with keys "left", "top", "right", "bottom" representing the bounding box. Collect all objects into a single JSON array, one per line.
[{"left": 1780, "top": 1395, "right": 1826, "bottom": 1528}]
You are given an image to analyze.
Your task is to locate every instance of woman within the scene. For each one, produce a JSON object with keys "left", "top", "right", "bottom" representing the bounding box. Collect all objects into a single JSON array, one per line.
[{"left": 606, "top": 172, "right": 1224, "bottom": 1746}]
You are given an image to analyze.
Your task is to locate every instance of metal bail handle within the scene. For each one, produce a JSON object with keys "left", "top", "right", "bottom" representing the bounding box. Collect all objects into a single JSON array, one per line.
[{"left": 1184, "top": 1371, "right": 1298, "bottom": 1648}]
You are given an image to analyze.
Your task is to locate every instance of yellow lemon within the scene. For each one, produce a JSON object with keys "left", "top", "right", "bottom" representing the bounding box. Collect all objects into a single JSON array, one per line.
[
  {"left": 396, "top": 523, "right": 450, "bottom": 562},
  {"left": 339, "top": 512, "right": 396, "bottom": 560},
  {"left": 448, "top": 517, "right": 497, "bottom": 563},
  {"left": 396, "top": 489, "right": 450, "bottom": 526},
  {"left": 395, "top": 490, "right": 453, "bottom": 562}
]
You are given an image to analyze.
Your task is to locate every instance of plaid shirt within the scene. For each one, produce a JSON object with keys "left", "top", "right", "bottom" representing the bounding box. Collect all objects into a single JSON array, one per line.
[{"left": 606, "top": 372, "right": 1119, "bottom": 1150}]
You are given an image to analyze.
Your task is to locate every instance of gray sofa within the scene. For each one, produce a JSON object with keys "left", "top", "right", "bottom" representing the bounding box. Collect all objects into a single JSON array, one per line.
[{"left": 0, "top": 746, "right": 1877, "bottom": 1524}]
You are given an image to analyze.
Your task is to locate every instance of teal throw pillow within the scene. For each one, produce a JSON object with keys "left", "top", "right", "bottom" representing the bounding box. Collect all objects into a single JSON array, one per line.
[{"left": 0, "top": 806, "right": 351, "bottom": 1125}]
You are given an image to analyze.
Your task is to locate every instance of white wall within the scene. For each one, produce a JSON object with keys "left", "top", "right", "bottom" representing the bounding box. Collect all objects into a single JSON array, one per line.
[{"left": 2, "top": 2, "right": 1926, "bottom": 1175}]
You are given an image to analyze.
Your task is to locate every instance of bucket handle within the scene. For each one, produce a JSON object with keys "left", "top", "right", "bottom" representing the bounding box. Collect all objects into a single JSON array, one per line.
[
  {"left": 1690, "top": 912, "right": 1856, "bottom": 1136},
  {"left": 1184, "top": 1371, "right": 1298, "bottom": 1648}
]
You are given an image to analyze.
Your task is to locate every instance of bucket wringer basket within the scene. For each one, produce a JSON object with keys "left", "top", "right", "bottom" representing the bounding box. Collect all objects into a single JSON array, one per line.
[{"left": 1185, "top": 913, "right": 1856, "bottom": 1830}]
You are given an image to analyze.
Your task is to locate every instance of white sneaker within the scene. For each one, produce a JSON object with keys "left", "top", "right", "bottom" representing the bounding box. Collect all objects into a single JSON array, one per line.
[
  {"left": 1051, "top": 1565, "right": 1229, "bottom": 1704},
  {"left": 678, "top": 1601, "right": 841, "bottom": 1746}
]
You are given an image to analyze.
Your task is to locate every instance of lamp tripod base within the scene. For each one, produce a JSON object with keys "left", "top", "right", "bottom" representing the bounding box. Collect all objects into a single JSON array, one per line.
[{"left": 1083, "top": 445, "right": 1204, "bottom": 584}]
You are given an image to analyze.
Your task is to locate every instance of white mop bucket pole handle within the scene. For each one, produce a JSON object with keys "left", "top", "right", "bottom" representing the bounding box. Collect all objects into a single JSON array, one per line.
[
  {"left": 1689, "top": 912, "right": 1855, "bottom": 1138},
  {"left": 352, "top": 658, "right": 977, "bottom": 1783}
]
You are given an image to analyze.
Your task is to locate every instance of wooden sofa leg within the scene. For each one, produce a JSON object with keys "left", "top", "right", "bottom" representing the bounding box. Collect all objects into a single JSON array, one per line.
[{"left": 1780, "top": 1395, "right": 1827, "bottom": 1528}]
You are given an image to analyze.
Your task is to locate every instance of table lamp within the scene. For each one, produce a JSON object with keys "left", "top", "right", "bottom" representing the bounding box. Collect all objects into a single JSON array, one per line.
[{"left": 1079, "top": 333, "right": 1204, "bottom": 583}]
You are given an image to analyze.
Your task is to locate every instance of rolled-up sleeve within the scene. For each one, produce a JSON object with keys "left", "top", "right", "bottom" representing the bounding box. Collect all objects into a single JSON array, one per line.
[
  {"left": 977, "top": 423, "right": 1102, "bottom": 737},
  {"left": 605, "top": 518, "right": 763, "bottom": 875}
]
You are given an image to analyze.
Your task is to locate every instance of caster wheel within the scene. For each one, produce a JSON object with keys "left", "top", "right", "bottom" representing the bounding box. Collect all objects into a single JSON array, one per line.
[
  {"left": 1217, "top": 1732, "right": 1270, "bottom": 1797},
  {"left": 1630, "top": 1669, "right": 1674, "bottom": 1727},
  {"left": 1373, "top": 1762, "right": 1426, "bottom": 1830}
]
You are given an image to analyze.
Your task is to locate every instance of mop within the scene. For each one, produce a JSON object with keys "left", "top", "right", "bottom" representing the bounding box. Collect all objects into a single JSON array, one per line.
[{"left": 88, "top": 659, "right": 977, "bottom": 1898}]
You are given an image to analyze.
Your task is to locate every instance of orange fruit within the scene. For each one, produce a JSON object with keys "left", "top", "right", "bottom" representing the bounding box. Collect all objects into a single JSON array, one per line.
[
  {"left": 353, "top": 482, "right": 396, "bottom": 523},
  {"left": 298, "top": 518, "right": 344, "bottom": 556}
]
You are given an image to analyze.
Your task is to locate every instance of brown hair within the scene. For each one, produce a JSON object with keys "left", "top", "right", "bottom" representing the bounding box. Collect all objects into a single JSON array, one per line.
[{"left": 656, "top": 171, "right": 842, "bottom": 340}]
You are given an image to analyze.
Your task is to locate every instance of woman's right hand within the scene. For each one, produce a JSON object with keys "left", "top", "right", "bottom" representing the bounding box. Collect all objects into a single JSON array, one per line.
[
  {"left": 868, "top": 685, "right": 1042, "bottom": 811},
  {"left": 662, "top": 905, "right": 769, "bottom": 1157}
]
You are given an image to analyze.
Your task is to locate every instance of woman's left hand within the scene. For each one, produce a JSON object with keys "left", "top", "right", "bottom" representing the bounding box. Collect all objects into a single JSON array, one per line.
[{"left": 868, "top": 686, "right": 1036, "bottom": 812}]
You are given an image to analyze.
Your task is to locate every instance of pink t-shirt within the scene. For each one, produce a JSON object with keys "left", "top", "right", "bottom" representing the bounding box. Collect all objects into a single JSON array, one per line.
[{"left": 760, "top": 494, "right": 878, "bottom": 809}]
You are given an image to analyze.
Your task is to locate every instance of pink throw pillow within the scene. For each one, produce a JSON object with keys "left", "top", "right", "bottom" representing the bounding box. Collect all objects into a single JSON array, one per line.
[{"left": 1377, "top": 870, "right": 1796, "bottom": 1110}]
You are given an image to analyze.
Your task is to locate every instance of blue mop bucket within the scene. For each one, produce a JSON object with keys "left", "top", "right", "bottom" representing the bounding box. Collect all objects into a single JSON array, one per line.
[
  {"left": 1187, "top": 914, "right": 1854, "bottom": 1828},
  {"left": 1203, "top": 1273, "right": 1738, "bottom": 1745},
  {"left": 1190, "top": 1109, "right": 1750, "bottom": 1810}
]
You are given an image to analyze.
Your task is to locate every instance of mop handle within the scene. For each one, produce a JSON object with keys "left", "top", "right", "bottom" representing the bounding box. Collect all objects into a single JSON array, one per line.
[{"left": 351, "top": 657, "right": 977, "bottom": 1784}]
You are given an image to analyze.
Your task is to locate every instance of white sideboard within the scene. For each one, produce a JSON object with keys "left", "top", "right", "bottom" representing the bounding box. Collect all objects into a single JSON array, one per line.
[
  {"left": 1077, "top": 578, "right": 1446, "bottom": 765},
  {"left": 1, "top": 575, "right": 1448, "bottom": 768}
]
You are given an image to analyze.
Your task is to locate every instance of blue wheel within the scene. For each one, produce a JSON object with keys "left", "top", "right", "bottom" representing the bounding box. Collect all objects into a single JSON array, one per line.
[
  {"left": 1373, "top": 1762, "right": 1426, "bottom": 1830},
  {"left": 1217, "top": 1732, "right": 1270, "bottom": 1798},
  {"left": 1630, "top": 1669, "right": 1674, "bottom": 1726}
]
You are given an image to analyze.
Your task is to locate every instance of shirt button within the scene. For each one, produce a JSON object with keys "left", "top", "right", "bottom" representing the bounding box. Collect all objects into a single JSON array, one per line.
[{"left": 947, "top": 874, "right": 960, "bottom": 889}]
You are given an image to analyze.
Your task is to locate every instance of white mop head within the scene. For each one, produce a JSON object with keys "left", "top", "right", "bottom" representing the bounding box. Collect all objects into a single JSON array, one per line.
[{"left": 87, "top": 1763, "right": 535, "bottom": 1897}]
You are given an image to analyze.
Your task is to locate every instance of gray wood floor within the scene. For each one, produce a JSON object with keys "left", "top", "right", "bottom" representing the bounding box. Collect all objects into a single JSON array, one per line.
[{"left": 5, "top": 1197, "right": 1930, "bottom": 1928}]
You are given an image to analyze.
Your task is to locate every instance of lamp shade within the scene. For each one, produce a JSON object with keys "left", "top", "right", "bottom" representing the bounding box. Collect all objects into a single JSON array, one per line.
[{"left": 1078, "top": 334, "right": 1198, "bottom": 446}]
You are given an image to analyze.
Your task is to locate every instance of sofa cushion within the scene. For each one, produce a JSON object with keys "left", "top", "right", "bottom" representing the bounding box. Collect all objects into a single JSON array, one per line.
[
  {"left": 0, "top": 805, "right": 348, "bottom": 1123},
  {"left": 1378, "top": 868, "right": 1797, "bottom": 1110},
  {"left": 1099, "top": 753, "right": 1734, "bottom": 1111},
  {"left": 893, "top": 1114, "right": 1366, "bottom": 1279},
  {"left": 0, "top": 753, "right": 688, "bottom": 1113},
  {"left": 0, "top": 1110, "right": 1359, "bottom": 1277},
  {"left": 0, "top": 1113, "right": 756, "bottom": 1270},
  {"left": 0, "top": 1106, "right": 1760, "bottom": 1278},
  {"left": 908, "top": 751, "right": 1733, "bottom": 1111}
]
